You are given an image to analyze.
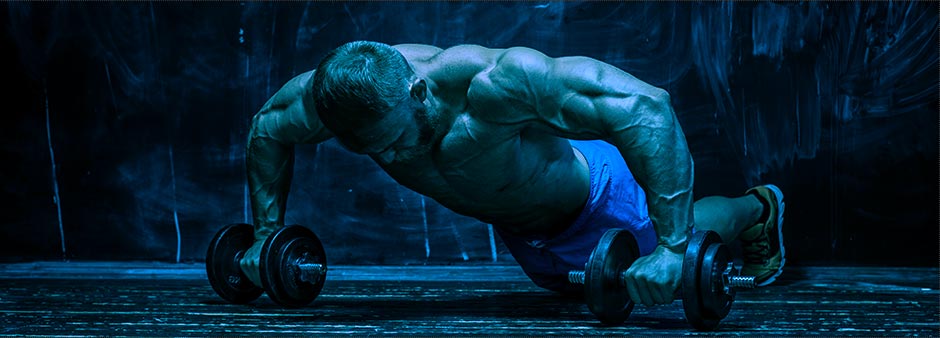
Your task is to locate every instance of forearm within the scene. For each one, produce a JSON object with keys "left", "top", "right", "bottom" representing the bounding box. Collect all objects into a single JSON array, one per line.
[
  {"left": 246, "top": 127, "right": 297, "bottom": 240},
  {"left": 611, "top": 96, "right": 694, "bottom": 252},
  {"left": 243, "top": 72, "right": 332, "bottom": 240}
]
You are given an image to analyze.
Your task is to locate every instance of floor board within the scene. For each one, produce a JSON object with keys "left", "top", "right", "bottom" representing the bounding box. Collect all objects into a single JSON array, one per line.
[{"left": 0, "top": 263, "right": 937, "bottom": 336}]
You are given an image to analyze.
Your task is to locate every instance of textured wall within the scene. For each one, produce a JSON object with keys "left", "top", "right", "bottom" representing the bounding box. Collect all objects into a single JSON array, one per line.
[{"left": 1, "top": 2, "right": 936, "bottom": 265}]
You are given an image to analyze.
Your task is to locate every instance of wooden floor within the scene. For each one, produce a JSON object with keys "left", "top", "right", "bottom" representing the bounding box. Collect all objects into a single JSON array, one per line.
[{"left": 0, "top": 262, "right": 937, "bottom": 336}]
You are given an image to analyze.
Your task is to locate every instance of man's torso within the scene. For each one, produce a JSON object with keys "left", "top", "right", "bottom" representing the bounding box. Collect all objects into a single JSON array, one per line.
[{"left": 358, "top": 44, "right": 592, "bottom": 236}]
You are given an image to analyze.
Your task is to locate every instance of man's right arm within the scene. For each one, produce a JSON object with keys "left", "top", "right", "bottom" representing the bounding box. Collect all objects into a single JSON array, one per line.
[
  {"left": 242, "top": 70, "right": 332, "bottom": 285},
  {"left": 247, "top": 70, "right": 332, "bottom": 240}
]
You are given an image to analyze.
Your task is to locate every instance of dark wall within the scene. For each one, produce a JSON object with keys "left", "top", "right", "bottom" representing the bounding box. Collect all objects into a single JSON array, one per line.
[{"left": 1, "top": 2, "right": 936, "bottom": 266}]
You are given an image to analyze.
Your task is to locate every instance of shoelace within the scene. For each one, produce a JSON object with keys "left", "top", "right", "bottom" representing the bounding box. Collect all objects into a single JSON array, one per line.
[{"left": 742, "top": 241, "right": 771, "bottom": 263}]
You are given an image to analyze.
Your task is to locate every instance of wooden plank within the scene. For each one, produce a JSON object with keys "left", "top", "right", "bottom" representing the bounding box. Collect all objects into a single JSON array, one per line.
[
  {"left": 0, "top": 264, "right": 936, "bottom": 335},
  {"left": 0, "top": 262, "right": 532, "bottom": 281}
]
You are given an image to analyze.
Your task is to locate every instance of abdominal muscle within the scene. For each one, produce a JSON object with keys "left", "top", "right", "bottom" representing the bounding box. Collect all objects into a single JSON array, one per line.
[{"left": 482, "top": 143, "right": 591, "bottom": 237}]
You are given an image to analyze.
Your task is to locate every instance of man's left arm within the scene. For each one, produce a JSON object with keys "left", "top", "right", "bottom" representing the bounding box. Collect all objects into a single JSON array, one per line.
[{"left": 473, "top": 47, "right": 694, "bottom": 305}]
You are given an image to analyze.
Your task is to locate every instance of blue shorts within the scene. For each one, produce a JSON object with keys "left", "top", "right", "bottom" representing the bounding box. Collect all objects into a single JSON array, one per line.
[{"left": 496, "top": 140, "right": 657, "bottom": 294}]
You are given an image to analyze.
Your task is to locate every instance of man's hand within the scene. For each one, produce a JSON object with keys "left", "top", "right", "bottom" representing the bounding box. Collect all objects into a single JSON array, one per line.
[
  {"left": 623, "top": 245, "right": 684, "bottom": 306},
  {"left": 239, "top": 240, "right": 266, "bottom": 287}
]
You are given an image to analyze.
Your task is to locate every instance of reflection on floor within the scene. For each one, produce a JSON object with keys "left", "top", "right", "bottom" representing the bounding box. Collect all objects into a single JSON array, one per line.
[{"left": 0, "top": 262, "right": 937, "bottom": 336}]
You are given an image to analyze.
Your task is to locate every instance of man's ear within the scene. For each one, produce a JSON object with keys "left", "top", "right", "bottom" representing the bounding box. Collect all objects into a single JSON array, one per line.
[{"left": 410, "top": 78, "right": 427, "bottom": 103}]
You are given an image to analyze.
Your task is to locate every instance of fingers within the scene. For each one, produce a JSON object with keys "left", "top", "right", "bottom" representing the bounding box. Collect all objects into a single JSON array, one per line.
[
  {"left": 624, "top": 259, "right": 676, "bottom": 306},
  {"left": 625, "top": 265, "right": 656, "bottom": 306},
  {"left": 238, "top": 240, "right": 266, "bottom": 287},
  {"left": 625, "top": 268, "right": 645, "bottom": 306},
  {"left": 636, "top": 276, "right": 658, "bottom": 306},
  {"left": 660, "top": 280, "right": 676, "bottom": 304},
  {"left": 646, "top": 277, "right": 667, "bottom": 305}
]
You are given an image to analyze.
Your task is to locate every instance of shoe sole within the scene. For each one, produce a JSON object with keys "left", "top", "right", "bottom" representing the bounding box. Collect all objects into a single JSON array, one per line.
[{"left": 757, "top": 184, "right": 786, "bottom": 286}]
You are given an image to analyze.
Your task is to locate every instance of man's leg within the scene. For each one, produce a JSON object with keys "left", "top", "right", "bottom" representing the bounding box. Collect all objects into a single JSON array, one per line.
[
  {"left": 693, "top": 185, "right": 786, "bottom": 286},
  {"left": 693, "top": 194, "right": 764, "bottom": 243}
]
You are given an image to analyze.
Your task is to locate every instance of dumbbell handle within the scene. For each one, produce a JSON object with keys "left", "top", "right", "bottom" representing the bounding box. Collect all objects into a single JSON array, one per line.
[
  {"left": 726, "top": 275, "right": 758, "bottom": 289},
  {"left": 292, "top": 253, "right": 327, "bottom": 283},
  {"left": 567, "top": 262, "right": 757, "bottom": 290},
  {"left": 233, "top": 251, "right": 326, "bottom": 284}
]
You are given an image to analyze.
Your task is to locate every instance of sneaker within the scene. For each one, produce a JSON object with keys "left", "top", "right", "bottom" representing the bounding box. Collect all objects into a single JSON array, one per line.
[{"left": 739, "top": 184, "right": 786, "bottom": 286}]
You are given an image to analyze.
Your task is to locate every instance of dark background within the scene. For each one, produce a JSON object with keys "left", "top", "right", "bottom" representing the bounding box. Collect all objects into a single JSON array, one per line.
[{"left": 1, "top": 2, "right": 936, "bottom": 266}]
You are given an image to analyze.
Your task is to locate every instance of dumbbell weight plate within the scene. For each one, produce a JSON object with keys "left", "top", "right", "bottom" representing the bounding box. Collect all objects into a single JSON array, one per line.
[
  {"left": 700, "top": 241, "right": 734, "bottom": 321},
  {"left": 206, "top": 223, "right": 264, "bottom": 304},
  {"left": 681, "top": 230, "right": 726, "bottom": 331},
  {"left": 259, "top": 225, "right": 328, "bottom": 307},
  {"left": 585, "top": 228, "right": 640, "bottom": 325}
]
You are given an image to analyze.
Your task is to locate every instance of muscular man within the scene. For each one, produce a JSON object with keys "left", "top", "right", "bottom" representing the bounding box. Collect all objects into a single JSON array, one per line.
[{"left": 239, "top": 41, "right": 785, "bottom": 305}]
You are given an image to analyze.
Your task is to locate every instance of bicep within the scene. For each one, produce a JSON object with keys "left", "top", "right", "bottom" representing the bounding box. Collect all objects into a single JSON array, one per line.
[{"left": 250, "top": 71, "right": 333, "bottom": 145}]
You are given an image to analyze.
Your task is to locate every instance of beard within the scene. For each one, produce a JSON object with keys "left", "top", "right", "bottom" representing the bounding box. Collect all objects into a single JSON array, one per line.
[
  {"left": 393, "top": 105, "right": 441, "bottom": 163},
  {"left": 394, "top": 142, "right": 433, "bottom": 163}
]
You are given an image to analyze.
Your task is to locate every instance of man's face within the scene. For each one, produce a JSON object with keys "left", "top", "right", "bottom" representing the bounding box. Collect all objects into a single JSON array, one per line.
[{"left": 338, "top": 100, "right": 435, "bottom": 165}]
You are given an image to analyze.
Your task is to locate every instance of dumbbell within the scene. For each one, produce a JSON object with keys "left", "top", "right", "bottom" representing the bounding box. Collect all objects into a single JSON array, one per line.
[
  {"left": 566, "top": 229, "right": 756, "bottom": 331},
  {"left": 206, "top": 224, "right": 328, "bottom": 307}
]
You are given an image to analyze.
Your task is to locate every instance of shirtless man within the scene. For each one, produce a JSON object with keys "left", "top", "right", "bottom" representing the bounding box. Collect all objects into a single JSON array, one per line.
[{"left": 238, "top": 41, "right": 785, "bottom": 306}]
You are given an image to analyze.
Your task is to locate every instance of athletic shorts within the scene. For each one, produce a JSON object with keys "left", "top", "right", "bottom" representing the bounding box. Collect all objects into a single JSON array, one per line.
[{"left": 496, "top": 140, "right": 657, "bottom": 294}]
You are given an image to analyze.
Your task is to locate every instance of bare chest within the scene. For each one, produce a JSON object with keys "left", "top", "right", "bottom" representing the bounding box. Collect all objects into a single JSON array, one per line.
[{"left": 376, "top": 113, "right": 585, "bottom": 222}]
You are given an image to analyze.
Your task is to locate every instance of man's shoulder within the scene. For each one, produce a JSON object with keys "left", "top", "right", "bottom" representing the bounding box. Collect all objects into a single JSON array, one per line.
[
  {"left": 464, "top": 47, "right": 555, "bottom": 102},
  {"left": 393, "top": 44, "right": 445, "bottom": 62},
  {"left": 395, "top": 44, "right": 503, "bottom": 81},
  {"left": 394, "top": 44, "right": 496, "bottom": 64},
  {"left": 392, "top": 43, "right": 556, "bottom": 84},
  {"left": 260, "top": 70, "right": 315, "bottom": 112}
]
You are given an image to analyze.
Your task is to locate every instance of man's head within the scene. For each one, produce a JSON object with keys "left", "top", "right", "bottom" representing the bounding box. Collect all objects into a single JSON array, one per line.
[{"left": 311, "top": 41, "right": 433, "bottom": 164}]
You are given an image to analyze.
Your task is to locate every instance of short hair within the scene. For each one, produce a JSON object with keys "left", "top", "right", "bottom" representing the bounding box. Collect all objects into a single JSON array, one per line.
[{"left": 310, "top": 41, "right": 413, "bottom": 133}]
